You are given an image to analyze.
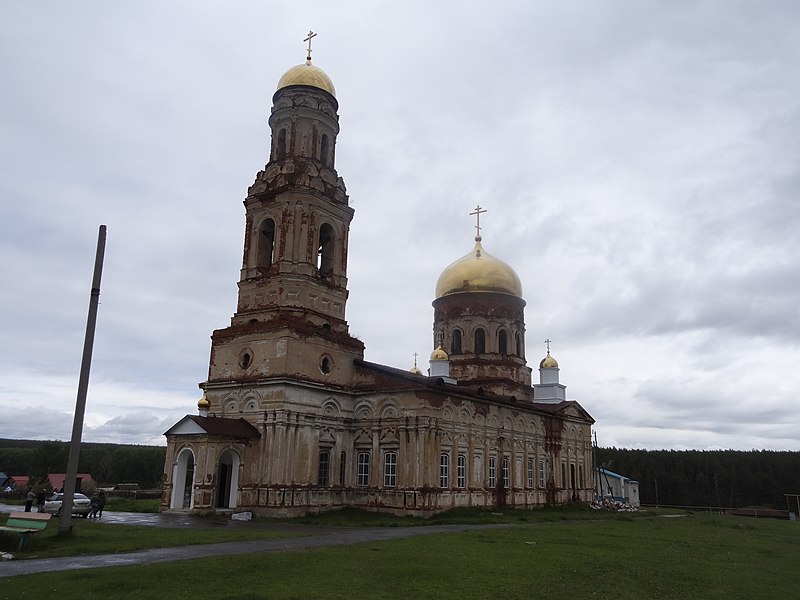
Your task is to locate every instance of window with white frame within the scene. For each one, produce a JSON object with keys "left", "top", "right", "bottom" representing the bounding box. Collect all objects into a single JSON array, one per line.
[
  {"left": 539, "top": 459, "right": 546, "bottom": 488},
  {"left": 457, "top": 454, "right": 466, "bottom": 489},
  {"left": 384, "top": 451, "right": 397, "bottom": 487},
  {"left": 488, "top": 456, "right": 496, "bottom": 488},
  {"left": 527, "top": 458, "right": 534, "bottom": 488},
  {"left": 317, "top": 449, "right": 330, "bottom": 486},
  {"left": 357, "top": 451, "right": 370, "bottom": 486},
  {"left": 502, "top": 457, "right": 510, "bottom": 489},
  {"left": 440, "top": 452, "right": 450, "bottom": 488}
]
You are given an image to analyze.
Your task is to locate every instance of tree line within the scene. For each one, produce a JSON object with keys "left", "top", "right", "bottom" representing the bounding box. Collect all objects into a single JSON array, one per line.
[
  {"left": 0, "top": 439, "right": 166, "bottom": 489},
  {"left": 4, "top": 439, "right": 799, "bottom": 508},
  {"left": 596, "top": 447, "right": 800, "bottom": 509}
]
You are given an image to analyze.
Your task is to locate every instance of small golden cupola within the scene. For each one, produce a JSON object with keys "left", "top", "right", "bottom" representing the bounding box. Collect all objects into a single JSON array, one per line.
[
  {"left": 533, "top": 340, "right": 566, "bottom": 403},
  {"left": 540, "top": 352, "right": 559, "bottom": 369},
  {"left": 197, "top": 393, "right": 210, "bottom": 417}
]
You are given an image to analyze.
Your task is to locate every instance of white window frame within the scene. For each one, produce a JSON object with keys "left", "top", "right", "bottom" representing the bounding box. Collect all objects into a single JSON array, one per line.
[
  {"left": 527, "top": 458, "right": 534, "bottom": 488},
  {"left": 457, "top": 454, "right": 467, "bottom": 489},
  {"left": 440, "top": 452, "right": 450, "bottom": 488},
  {"left": 384, "top": 451, "right": 397, "bottom": 487},
  {"left": 502, "top": 457, "right": 510, "bottom": 489},
  {"left": 357, "top": 451, "right": 370, "bottom": 487},
  {"left": 488, "top": 456, "right": 496, "bottom": 488}
]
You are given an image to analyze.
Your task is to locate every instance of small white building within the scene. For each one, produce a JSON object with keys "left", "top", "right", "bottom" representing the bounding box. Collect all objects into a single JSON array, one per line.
[{"left": 595, "top": 468, "right": 640, "bottom": 507}]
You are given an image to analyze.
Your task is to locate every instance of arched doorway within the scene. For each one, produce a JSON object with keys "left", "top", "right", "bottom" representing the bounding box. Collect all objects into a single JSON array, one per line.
[
  {"left": 215, "top": 449, "right": 240, "bottom": 509},
  {"left": 171, "top": 448, "right": 195, "bottom": 510}
]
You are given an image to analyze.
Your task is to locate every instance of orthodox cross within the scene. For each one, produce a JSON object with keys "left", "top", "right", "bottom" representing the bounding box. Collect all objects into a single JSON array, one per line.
[
  {"left": 544, "top": 338, "right": 552, "bottom": 353},
  {"left": 304, "top": 30, "right": 317, "bottom": 61},
  {"left": 470, "top": 205, "right": 487, "bottom": 240},
  {"left": 413, "top": 352, "right": 419, "bottom": 369}
]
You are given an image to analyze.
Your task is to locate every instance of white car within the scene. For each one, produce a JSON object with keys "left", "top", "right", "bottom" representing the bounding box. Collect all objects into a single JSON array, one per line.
[{"left": 43, "top": 492, "right": 93, "bottom": 517}]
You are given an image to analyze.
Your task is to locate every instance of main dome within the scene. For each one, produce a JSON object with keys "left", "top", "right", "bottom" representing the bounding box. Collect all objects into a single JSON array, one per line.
[
  {"left": 276, "top": 60, "right": 336, "bottom": 97},
  {"left": 435, "top": 240, "right": 523, "bottom": 298}
]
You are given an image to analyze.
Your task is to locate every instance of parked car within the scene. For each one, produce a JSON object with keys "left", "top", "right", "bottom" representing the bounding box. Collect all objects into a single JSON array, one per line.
[{"left": 43, "top": 492, "right": 92, "bottom": 517}]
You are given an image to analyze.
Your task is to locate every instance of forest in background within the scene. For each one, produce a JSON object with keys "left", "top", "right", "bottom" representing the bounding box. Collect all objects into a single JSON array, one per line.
[
  {"left": 2, "top": 439, "right": 799, "bottom": 509},
  {"left": 0, "top": 438, "right": 165, "bottom": 489},
  {"left": 597, "top": 447, "right": 800, "bottom": 509}
]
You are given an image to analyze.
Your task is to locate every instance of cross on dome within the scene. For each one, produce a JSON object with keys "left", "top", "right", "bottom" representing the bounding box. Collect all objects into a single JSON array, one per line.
[
  {"left": 304, "top": 30, "right": 317, "bottom": 62},
  {"left": 470, "top": 205, "right": 486, "bottom": 241},
  {"left": 544, "top": 338, "right": 551, "bottom": 353}
]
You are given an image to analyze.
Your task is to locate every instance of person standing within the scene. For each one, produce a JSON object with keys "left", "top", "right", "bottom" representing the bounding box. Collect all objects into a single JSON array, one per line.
[
  {"left": 36, "top": 490, "right": 46, "bottom": 513},
  {"left": 97, "top": 491, "right": 106, "bottom": 519},
  {"left": 24, "top": 489, "right": 35, "bottom": 512}
]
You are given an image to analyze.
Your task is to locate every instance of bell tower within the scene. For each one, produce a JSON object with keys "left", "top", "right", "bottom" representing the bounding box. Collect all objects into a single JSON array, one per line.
[{"left": 206, "top": 35, "right": 364, "bottom": 393}]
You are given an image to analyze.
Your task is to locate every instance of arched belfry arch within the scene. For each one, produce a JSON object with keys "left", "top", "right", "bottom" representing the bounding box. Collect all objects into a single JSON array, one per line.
[
  {"left": 171, "top": 447, "right": 195, "bottom": 510},
  {"left": 317, "top": 223, "right": 335, "bottom": 275},
  {"left": 257, "top": 217, "right": 276, "bottom": 269},
  {"left": 216, "top": 448, "right": 241, "bottom": 509}
]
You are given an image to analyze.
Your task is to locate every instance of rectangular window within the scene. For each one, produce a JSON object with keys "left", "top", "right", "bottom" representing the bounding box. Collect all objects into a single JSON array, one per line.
[
  {"left": 317, "top": 450, "right": 330, "bottom": 486},
  {"left": 339, "top": 451, "right": 346, "bottom": 486},
  {"left": 579, "top": 464, "right": 584, "bottom": 488},
  {"left": 527, "top": 458, "right": 534, "bottom": 488},
  {"left": 457, "top": 454, "right": 466, "bottom": 489},
  {"left": 502, "top": 457, "right": 510, "bottom": 489},
  {"left": 384, "top": 452, "right": 397, "bottom": 487},
  {"left": 489, "top": 457, "right": 496, "bottom": 488},
  {"left": 357, "top": 451, "right": 370, "bottom": 487},
  {"left": 440, "top": 453, "right": 450, "bottom": 488},
  {"left": 539, "top": 459, "right": 546, "bottom": 488},
  {"left": 561, "top": 462, "right": 567, "bottom": 488}
]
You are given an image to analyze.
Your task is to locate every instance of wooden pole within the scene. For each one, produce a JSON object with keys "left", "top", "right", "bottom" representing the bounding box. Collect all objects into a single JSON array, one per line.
[{"left": 59, "top": 225, "right": 106, "bottom": 535}]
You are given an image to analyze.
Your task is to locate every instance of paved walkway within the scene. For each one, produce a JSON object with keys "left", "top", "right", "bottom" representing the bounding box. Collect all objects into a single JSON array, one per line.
[{"left": 0, "top": 503, "right": 507, "bottom": 578}]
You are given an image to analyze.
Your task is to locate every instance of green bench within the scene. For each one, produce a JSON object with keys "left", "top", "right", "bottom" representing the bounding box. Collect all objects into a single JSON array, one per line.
[{"left": 0, "top": 511, "right": 52, "bottom": 551}]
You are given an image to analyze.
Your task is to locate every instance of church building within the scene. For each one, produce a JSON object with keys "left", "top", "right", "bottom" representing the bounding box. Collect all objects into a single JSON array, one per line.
[{"left": 161, "top": 39, "right": 594, "bottom": 517}]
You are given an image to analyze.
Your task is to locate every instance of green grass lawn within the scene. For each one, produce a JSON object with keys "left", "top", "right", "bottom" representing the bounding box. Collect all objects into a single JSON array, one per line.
[
  {"left": 0, "top": 516, "right": 297, "bottom": 559},
  {"left": 2, "top": 512, "right": 798, "bottom": 599}
]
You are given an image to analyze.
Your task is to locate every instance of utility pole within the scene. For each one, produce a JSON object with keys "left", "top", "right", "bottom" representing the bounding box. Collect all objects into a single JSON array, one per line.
[{"left": 59, "top": 225, "right": 106, "bottom": 535}]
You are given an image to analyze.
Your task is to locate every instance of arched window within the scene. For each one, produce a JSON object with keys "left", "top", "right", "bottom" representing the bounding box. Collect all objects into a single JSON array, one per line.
[
  {"left": 457, "top": 454, "right": 467, "bottom": 489},
  {"left": 440, "top": 453, "right": 450, "bottom": 488},
  {"left": 277, "top": 128, "right": 287, "bottom": 160},
  {"left": 498, "top": 329, "right": 508, "bottom": 355},
  {"left": 515, "top": 332, "right": 522, "bottom": 357},
  {"left": 474, "top": 328, "right": 486, "bottom": 354},
  {"left": 320, "top": 134, "right": 330, "bottom": 166},
  {"left": 257, "top": 218, "right": 275, "bottom": 269},
  {"left": 317, "top": 450, "right": 330, "bottom": 486},
  {"left": 317, "top": 223, "right": 335, "bottom": 275},
  {"left": 384, "top": 452, "right": 397, "bottom": 487},
  {"left": 451, "top": 329, "right": 462, "bottom": 355}
]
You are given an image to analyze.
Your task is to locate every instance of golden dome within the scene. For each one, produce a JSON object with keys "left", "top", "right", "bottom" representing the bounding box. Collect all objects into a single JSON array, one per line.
[
  {"left": 409, "top": 366, "right": 422, "bottom": 375},
  {"left": 539, "top": 352, "right": 559, "bottom": 369},
  {"left": 430, "top": 345, "right": 449, "bottom": 361},
  {"left": 276, "top": 60, "right": 336, "bottom": 97},
  {"left": 435, "top": 239, "right": 523, "bottom": 299},
  {"left": 197, "top": 394, "right": 210, "bottom": 410}
]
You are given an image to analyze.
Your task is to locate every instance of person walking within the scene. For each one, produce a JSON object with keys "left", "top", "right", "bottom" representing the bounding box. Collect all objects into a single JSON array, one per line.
[
  {"left": 89, "top": 493, "right": 100, "bottom": 519},
  {"left": 97, "top": 491, "right": 106, "bottom": 519},
  {"left": 24, "top": 489, "right": 35, "bottom": 512}
]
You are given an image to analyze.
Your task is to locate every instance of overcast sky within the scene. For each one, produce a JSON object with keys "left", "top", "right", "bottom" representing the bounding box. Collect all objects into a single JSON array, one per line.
[{"left": 2, "top": 1, "right": 798, "bottom": 450}]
